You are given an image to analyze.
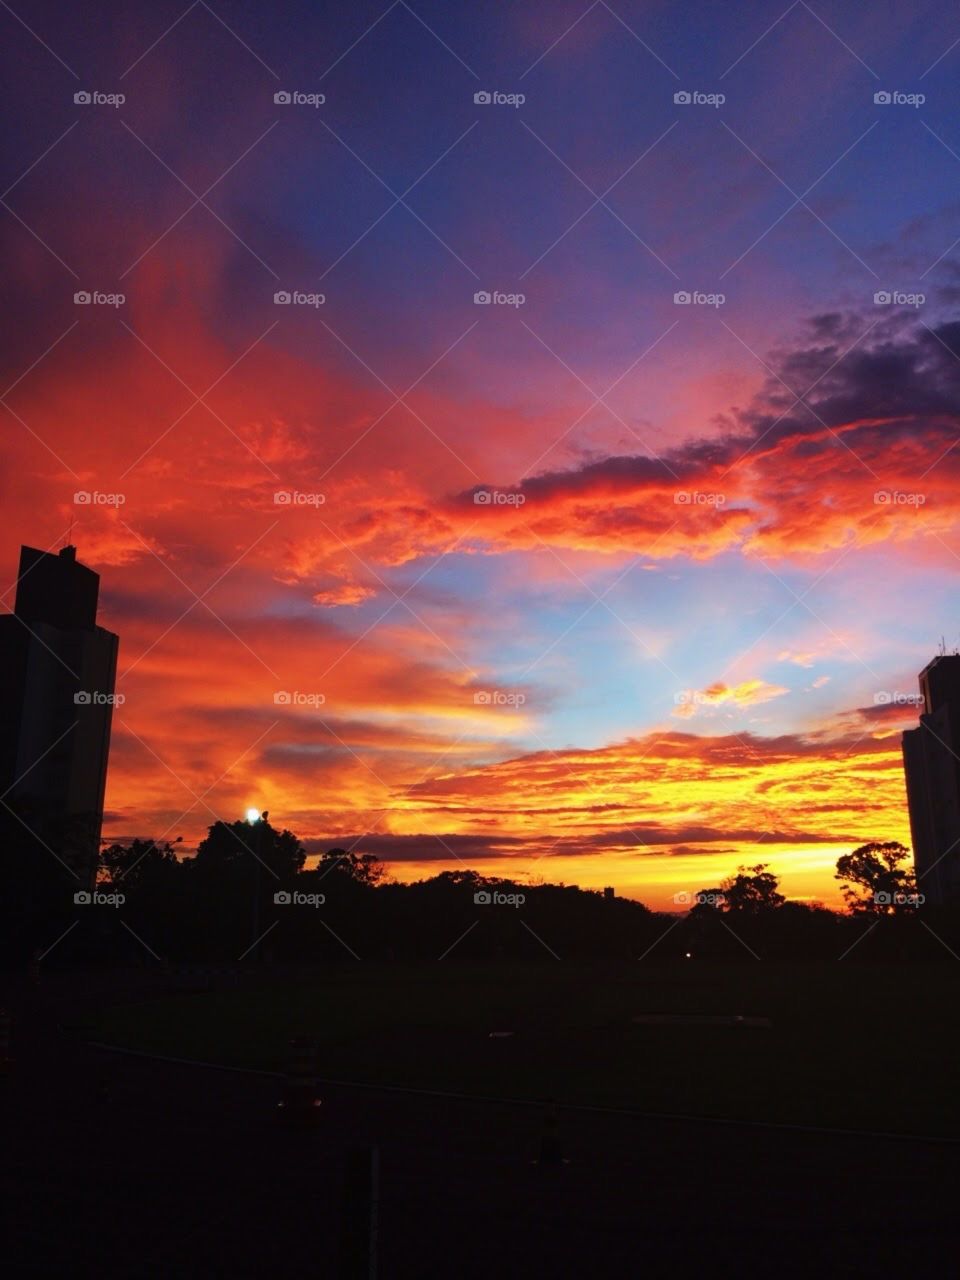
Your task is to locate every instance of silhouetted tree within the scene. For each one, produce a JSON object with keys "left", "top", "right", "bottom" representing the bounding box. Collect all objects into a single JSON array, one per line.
[
  {"left": 835, "top": 842, "right": 917, "bottom": 914},
  {"left": 687, "top": 886, "right": 726, "bottom": 920},
  {"left": 691, "top": 864, "right": 784, "bottom": 915},
  {"left": 100, "top": 838, "right": 181, "bottom": 888},
  {"left": 314, "top": 848, "right": 385, "bottom": 886},
  {"left": 14, "top": 800, "right": 951, "bottom": 965},
  {"left": 193, "top": 819, "right": 305, "bottom": 879},
  {"left": 721, "top": 863, "right": 785, "bottom": 912}
]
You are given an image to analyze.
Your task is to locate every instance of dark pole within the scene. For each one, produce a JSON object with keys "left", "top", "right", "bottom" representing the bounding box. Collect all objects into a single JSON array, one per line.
[{"left": 250, "top": 810, "right": 268, "bottom": 963}]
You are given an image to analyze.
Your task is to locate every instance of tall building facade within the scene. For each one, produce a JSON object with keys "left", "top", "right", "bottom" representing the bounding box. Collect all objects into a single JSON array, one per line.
[
  {"left": 902, "top": 654, "right": 960, "bottom": 907},
  {"left": 0, "top": 545, "right": 119, "bottom": 886}
]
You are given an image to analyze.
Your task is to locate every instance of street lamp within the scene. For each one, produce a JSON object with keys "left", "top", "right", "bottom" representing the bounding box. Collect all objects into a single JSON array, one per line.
[{"left": 246, "top": 808, "right": 269, "bottom": 962}]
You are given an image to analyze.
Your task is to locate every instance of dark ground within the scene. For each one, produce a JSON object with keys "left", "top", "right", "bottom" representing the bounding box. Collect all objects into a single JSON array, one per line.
[
  {"left": 2, "top": 967, "right": 957, "bottom": 1278},
  {"left": 81, "top": 959, "right": 960, "bottom": 1135}
]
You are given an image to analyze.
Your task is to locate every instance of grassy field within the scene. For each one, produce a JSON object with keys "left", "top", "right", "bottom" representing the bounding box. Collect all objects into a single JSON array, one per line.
[{"left": 89, "top": 961, "right": 960, "bottom": 1135}]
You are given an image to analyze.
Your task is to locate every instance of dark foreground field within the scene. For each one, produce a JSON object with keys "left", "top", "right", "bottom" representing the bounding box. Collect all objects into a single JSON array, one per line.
[
  {"left": 90, "top": 960, "right": 960, "bottom": 1135},
  {"left": 3, "top": 962, "right": 959, "bottom": 1277}
]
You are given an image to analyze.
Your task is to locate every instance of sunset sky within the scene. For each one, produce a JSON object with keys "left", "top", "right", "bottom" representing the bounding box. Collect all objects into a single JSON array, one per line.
[{"left": 3, "top": 0, "right": 960, "bottom": 908}]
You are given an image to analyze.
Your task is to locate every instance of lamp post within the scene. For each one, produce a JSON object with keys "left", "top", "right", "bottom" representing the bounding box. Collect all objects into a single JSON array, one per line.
[{"left": 246, "top": 808, "right": 268, "bottom": 963}]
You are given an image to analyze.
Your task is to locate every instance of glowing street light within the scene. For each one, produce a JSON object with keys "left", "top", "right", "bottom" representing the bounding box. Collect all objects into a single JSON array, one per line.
[{"left": 244, "top": 807, "right": 268, "bottom": 963}]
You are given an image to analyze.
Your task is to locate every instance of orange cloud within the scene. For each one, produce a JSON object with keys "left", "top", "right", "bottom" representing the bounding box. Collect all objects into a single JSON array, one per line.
[
  {"left": 779, "top": 650, "right": 816, "bottom": 667},
  {"left": 673, "top": 679, "right": 791, "bottom": 718},
  {"left": 358, "top": 724, "right": 911, "bottom": 908}
]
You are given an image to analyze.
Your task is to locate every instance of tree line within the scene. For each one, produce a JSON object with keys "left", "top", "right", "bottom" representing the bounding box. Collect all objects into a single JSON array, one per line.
[{"left": 0, "top": 804, "right": 948, "bottom": 966}]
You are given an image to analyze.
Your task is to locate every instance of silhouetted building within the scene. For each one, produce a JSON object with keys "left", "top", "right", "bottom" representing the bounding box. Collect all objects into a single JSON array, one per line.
[
  {"left": 902, "top": 654, "right": 960, "bottom": 906},
  {"left": 0, "top": 545, "right": 118, "bottom": 885}
]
